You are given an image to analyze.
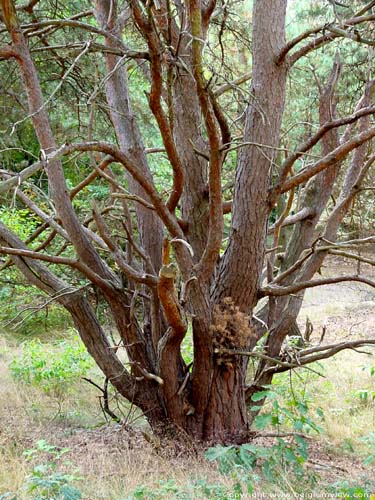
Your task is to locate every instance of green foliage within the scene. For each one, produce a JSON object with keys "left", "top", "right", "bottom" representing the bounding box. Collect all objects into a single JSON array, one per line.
[
  {"left": 9, "top": 333, "right": 94, "bottom": 399},
  {"left": 354, "top": 388, "right": 375, "bottom": 406},
  {"left": 181, "top": 326, "right": 194, "bottom": 365},
  {"left": 0, "top": 207, "right": 39, "bottom": 240},
  {"left": 22, "top": 440, "right": 82, "bottom": 500},
  {"left": 127, "top": 378, "right": 325, "bottom": 499},
  {"left": 251, "top": 383, "right": 324, "bottom": 436},
  {"left": 125, "top": 477, "right": 238, "bottom": 500},
  {"left": 205, "top": 438, "right": 313, "bottom": 496},
  {"left": 203, "top": 384, "right": 323, "bottom": 495},
  {"left": 326, "top": 479, "right": 375, "bottom": 500},
  {"left": 353, "top": 364, "right": 375, "bottom": 406},
  {"left": 361, "top": 432, "right": 375, "bottom": 467}
]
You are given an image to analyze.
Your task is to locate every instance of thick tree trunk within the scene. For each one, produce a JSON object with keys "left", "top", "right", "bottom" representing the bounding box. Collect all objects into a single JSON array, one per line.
[
  {"left": 201, "top": 362, "right": 248, "bottom": 443},
  {"left": 213, "top": 0, "right": 288, "bottom": 311}
]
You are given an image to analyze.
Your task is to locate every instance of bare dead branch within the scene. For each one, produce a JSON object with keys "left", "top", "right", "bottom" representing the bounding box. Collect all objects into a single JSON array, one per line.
[
  {"left": 30, "top": 41, "right": 148, "bottom": 59},
  {"left": 92, "top": 205, "right": 158, "bottom": 286},
  {"left": 0, "top": 243, "right": 120, "bottom": 291},
  {"left": 268, "top": 207, "right": 315, "bottom": 234},
  {"left": 0, "top": 159, "right": 45, "bottom": 194},
  {"left": 17, "top": 19, "right": 123, "bottom": 48},
  {"left": 214, "top": 71, "right": 252, "bottom": 97},
  {"left": 111, "top": 192, "right": 155, "bottom": 211},
  {"left": 273, "top": 339, "right": 375, "bottom": 372},
  {"left": 327, "top": 24, "right": 375, "bottom": 46},
  {"left": 214, "top": 347, "right": 324, "bottom": 377},
  {"left": 129, "top": 361, "right": 164, "bottom": 385}
]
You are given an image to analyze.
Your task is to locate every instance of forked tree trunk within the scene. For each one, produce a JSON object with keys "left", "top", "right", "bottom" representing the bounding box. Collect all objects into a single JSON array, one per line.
[
  {"left": 2, "top": 0, "right": 374, "bottom": 445},
  {"left": 0, "top": 0, "right": 287, "bottom": 444}
]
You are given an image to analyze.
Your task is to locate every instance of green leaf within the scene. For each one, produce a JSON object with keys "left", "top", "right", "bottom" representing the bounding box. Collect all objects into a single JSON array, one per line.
[
  {"left": 363, "top": 455, "right": 375, "bottom": 466},
  {"left": 284, "top": 447, "right": 297, "bottom": 464},
  {"left": 253, "top": 413, "right": 273, "bottom": 430},
  {"left": 239, "top": 446, "right": 256, "bottom": 469},
  {"left": 251, "top": 390, "right": 272, "bottom": 402},
  {"left": 205, "top": 445, "right": 234, "bottom": 462}
]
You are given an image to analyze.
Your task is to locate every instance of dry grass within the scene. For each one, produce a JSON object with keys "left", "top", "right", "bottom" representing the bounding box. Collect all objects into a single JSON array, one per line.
[
  {"left": 0, "top": 338, "right": 232, "bottom": 499},
  {"left": 1, "top": 335, "right": 373, "bottom": 499},
  {"left": 307, "top": 350, "right": 375, "bottom": 450}
]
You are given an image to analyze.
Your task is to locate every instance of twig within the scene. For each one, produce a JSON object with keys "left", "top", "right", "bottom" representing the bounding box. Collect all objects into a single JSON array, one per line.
[{"left": 82, "top": 377, "right": 121, "bottom": 422}]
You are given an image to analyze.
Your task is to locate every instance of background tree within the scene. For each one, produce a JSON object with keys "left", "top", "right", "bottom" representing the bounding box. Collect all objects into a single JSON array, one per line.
[{"left": 1, "top": 0, "right": 375, "bottom": 443}]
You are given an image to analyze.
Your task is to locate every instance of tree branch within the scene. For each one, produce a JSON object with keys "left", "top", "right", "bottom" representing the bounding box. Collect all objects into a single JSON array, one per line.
[
  {"left": 270, "top": 105, "right": 375, "bottom": 204},
  {"left": 278, "top": 125, "right": 375, "bottom": 196},
  {"left": 188, "top": 0, "right": 223, "bottom": 282},
  {"left": 214, "top": 71, "right": 252, "bottom": 97},
  {"left": 92, "top": 205, "right": 158, "bottom": 286},
  {"left": 288, "top": 14, "right": 375, "bottom": 66},
  {"left": 261, "top": 275, "right": 375, "bottom": 297},
  {"left": 273, "top": 339, "right": 375, "bottom": 373}
]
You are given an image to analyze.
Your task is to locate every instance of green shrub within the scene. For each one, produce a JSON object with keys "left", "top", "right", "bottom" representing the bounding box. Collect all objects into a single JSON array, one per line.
[
  {"left": 125, "top": 477, "right": 238, "bottom": 500},
  {"left": 326, "top": 479, "right": 374, "bottom": 500},
  {"left": 23, "top": 440, "right": 82, "bottom": 500},
  {"left": 9, "top": 332, "right": 94, "bottom": 399},
  {"left": 361, "top": 432, "right": 375, "bottom": 466}
]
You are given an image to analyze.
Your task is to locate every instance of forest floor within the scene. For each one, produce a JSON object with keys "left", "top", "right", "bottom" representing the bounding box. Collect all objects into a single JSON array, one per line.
[{"left": 0, "top": 256, "right": 375, "bottom": 499}]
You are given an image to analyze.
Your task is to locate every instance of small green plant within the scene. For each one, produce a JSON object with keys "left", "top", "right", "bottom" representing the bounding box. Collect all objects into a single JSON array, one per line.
[
  {"left": 23, "top": 440, "right": 82, "bottom": 500},
  {"left": 205, "top": 438, "right": 314, "bottom": 496},
  {"left": 125, "top": 477, "right": 237, "bottom": 500},
  {"left": 361, "top": 432, "right": 375, "bottom": 466},
  {"left": 353, "top": 388, "right": 375, "bottom": 406},
  {"left": 250, "top": 384, "right": 324, "bottom": 435},
  {"left": 205, "top": 385, "right": 322, "bottom": 495},
  {"left": 9, "top": 332, "right": 94, "bottom": 400},
  {"left": 326, "top": 479, "right": 375, "bottom": 500},
  {"left": 353, "top": 364, "right": 375, "bottom": 407}
]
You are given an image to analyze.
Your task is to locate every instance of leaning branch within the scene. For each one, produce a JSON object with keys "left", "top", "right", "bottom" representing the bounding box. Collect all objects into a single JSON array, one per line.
[
  {"left": 270, "top": 105, "right": 375, "bottom": 204},
  {"left": 277, "top": 125, "right": 375, "bottom": 196},
  {"left": 0, "top": 244, "right": 117, "bottom": 290},
  {"left": 288, "top": 14, "right": 375, "bottom": 66},
  {"left": 261, "top": 275, "right": 375, "bottom": 297},
  {"left": 0, "top": 160, "right": 44, "bottom": 194},
  {"left": 273, "top": 339, "right": 375, "bottom": 373},
  {"left": 214, "top": 71, "right": 252, "bottom": 97}
]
